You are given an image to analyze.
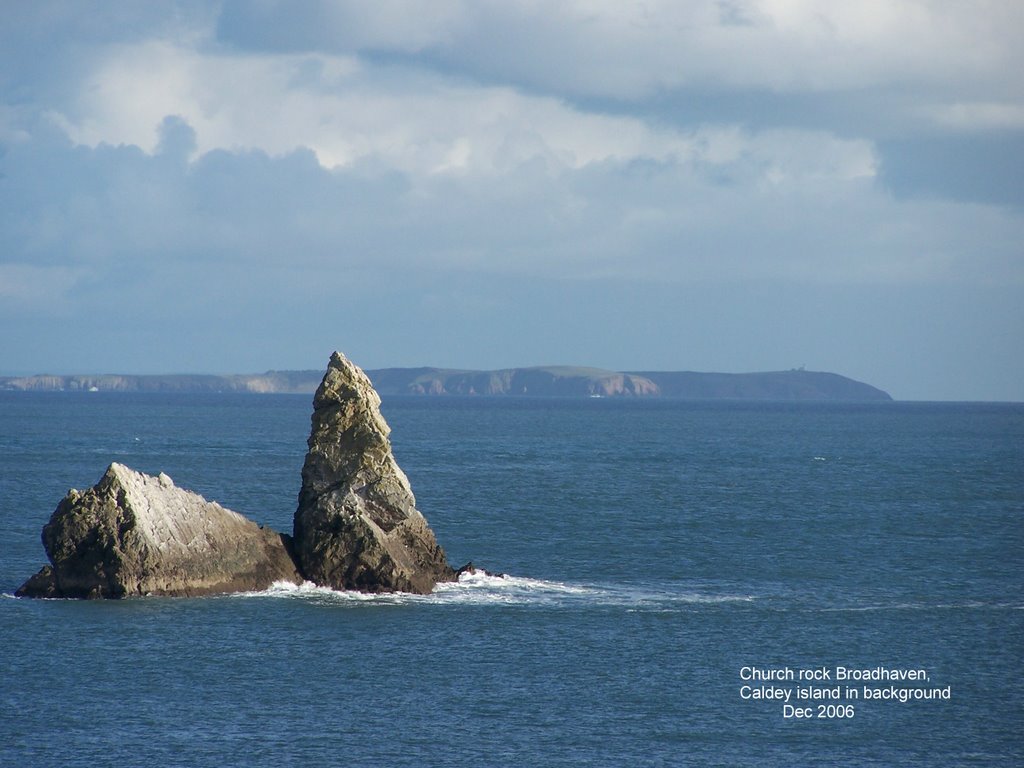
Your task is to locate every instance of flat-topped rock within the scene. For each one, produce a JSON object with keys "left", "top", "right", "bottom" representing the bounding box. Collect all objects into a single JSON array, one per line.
[
  {"left": 16, "top": 463, "right": 301, "bottom": 598},
  {"left": 293, "top": 352, "right": 455, "bottom": 594}
]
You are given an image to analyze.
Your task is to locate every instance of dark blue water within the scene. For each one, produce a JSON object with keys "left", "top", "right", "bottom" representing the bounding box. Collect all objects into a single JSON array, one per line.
[{"left": 2, "top": 393, "right": 1022, "bottom": 766}]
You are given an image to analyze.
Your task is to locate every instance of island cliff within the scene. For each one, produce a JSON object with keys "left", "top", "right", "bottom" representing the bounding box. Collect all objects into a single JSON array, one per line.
[
  {"left": 1, "top": 367, "right": 892, "bottom": 400},
  {"left": 17, "top": 353, "right": 457, "bottom": 599}
]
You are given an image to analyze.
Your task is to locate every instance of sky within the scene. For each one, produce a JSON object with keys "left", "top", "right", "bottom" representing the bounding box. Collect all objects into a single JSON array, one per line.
[{"left": 1, "top": 1, "right": 1022, "bottom": 400}]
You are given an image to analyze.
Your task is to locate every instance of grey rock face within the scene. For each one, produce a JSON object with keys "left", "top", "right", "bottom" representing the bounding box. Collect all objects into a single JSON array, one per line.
[
  {"left": 16, "top": 463, "right": 301, "bottom": 598},
  {"left": 293, "top": 352, "right": 455, "bottom": 594}
]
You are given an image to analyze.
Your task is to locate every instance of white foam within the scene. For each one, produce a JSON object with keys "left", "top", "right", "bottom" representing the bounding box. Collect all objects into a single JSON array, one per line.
[{"left": 236, "top": 573, "right": 756, "bottom": 609}]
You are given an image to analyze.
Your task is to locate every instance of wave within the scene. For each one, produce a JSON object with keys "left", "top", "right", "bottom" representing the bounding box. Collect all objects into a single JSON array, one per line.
[
  {"left": 6, "top": 581, "right": 1017, "bottom": 612},
  {"left": 812, "top": 600, "right": 1024, "bottom": 613},
  {"left": 235, "top": 571, "right": 758, "bottom": 609}
]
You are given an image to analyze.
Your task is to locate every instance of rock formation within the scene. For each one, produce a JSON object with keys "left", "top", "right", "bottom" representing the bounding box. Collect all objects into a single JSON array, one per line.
[
  {"left": 16, "top": 463, "right": 301, "bottom": 598},
  {"left": 17, "top": 352, "right": 460, "bottom": 599},
  {"left": 293, "top": 352, "right": 455, "bottom": 594}
]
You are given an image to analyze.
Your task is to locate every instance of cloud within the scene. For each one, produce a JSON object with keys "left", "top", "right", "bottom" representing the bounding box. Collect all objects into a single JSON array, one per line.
[
  {"left": 1, "top": 1, "right": 1021, "bottom": 397},
  {"left": 14, "top": 21, "right": 1013, "bottom": 291},
  {"left": 3, "top": 106, "right": 1019, "bottom": 301},
  {"left": 156, "top": 115, "right": 198, "bottom": 159},
  {"left": 205, "top": 0, "right": 1024, "bottom": 207},
  {"left": 923, "top": 101, "right": 1024, "bottom": 132},
  {"left": 54, "top": 40, "right": 705, "bottom": 173},
  {"left": 216, "top": 1, "right": 1024, "bottom": 112},
  {"left": 3, "top": 3, "right": 1020, "bottom": 289}
]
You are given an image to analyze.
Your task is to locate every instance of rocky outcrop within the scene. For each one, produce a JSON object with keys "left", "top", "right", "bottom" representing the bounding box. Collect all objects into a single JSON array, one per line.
[
  {"left": 293, "top": 352, "right": 455, "bottom": 594},
  {"left": 17, "top": 352, "right": 461, "bottom": 599},
  {"left": 16, "top": 463, "right": 301, "bottom": 598}
]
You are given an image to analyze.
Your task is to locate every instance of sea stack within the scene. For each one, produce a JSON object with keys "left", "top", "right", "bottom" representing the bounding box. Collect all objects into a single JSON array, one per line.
[
  {"left": 293, "top": 352, "right": 455, "bottom": 594},
  {"left": 16, "top": 463, "right": 301, "bottom": 598}
]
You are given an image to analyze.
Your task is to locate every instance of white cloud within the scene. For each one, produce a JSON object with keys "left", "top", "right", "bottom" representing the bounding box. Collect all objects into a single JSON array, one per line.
[
  {"left": 3, "top": 5, "right": 1014, "bottom": 296},
  {"left": 11, "top": 23, "right": 1020, "bottom": 295},
  {"left": 10, "top": 113, "right": 1017, "bottom": 295},
  {"left": 59, "top": 41, "right": 695, "bottom": 172},
  {"left": 218, "top": 1, "right": 1024, "bottom": 106},
  {"left": 56, "top": 39, "right": 883, "bottom": 187}
]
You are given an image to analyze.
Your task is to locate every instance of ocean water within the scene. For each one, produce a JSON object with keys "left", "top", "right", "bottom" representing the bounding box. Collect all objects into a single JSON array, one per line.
[{"left": 1, "top": 392, "right": 1022, "bottom": 767}]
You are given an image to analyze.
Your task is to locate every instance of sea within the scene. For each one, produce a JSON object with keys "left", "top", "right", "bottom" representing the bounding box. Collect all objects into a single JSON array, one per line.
[{"left": 1, "top": 392, "right": 1021, "bottom": 767}]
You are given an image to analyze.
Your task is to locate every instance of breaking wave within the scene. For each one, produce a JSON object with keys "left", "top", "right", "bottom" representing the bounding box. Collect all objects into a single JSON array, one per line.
[{"left": 236, "top": 571, "right": 757, "bottom": 609}]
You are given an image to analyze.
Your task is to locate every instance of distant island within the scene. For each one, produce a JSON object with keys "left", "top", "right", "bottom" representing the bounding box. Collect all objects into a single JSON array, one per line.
[{"left": 0, "top": 366, "right": 892, "bottom": 401}]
